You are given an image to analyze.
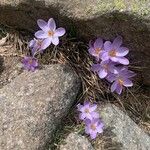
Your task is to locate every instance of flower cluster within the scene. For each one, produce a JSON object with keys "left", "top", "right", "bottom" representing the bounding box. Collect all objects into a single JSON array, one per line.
[
  {"left": 77, "top": 101, "right": 104, "bottom": 139},
  {"left": 89, "top": 36, "right": 136, "bottom": 95},
  {"left": 22, "top": 18, "right": 66, "bottom": 71}
]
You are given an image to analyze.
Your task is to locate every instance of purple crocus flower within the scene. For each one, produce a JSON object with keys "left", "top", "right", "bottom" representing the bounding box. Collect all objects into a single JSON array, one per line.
[
  {"left": 101, "top": 36, "right": 129, "bottom": 65},
  {"left": 91, "top": 60, "right": 118, "bottom": 79},
  {"left": 88, "top": 38, "right": 103, "bottom": 61},
  {"left": 35, "top": 18, "right": 66, "bottom": 49},
  {"left": 85, "top": 119, "right": 104, "bottom": 139},
  {"left": 29, "top": 38, "right": 45, "bottom": 56},
  {"left": 22, "top": 56, "right": 38, "bottom": 71},
  {"left": 107, "top": 67, "right": 136, "bottom": 94},
  {"left": 77, "top": 101, "right": 99, "bottom": 120}
]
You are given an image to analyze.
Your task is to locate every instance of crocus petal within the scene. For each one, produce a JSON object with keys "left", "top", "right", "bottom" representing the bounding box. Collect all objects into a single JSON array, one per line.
[
  {"left": 48, "top": 18, "right": 56, "bottom": 30},
  {"left": 104, "top": 41, "right": 112, "bottom": 51},
  {"left": 106, "top": 73, "right": 116, "bottom": 82},
  {"left": 54, "top": 27, "right": 66, "bottom": 37},
  {"left": 31, "top": 47, "right": 37, "bottom": 56},
  {"left": 33, "top": 61, "right": 38, "bottom": 67},
  {"left": 90, "top": 104, "right": 97, "bottom": 111},
  {"left": 90, "top": 132, "right": 97, "bottom": 139},
  {"left": 37, "top": 19, "right": 48, "bottom": 31},
  {"left": 35, "top": 30, "right": 48, "bottom": 39},
  {"left": 85, "top": 119, "right": 91, "bottom": 125},
  {"left": 97, "top": 125, "right": 103, "bottom": 133},
  {"left": 52, "top": 37, "right": 59, "bottom": 45},
  {"left": 91, "top": 64, "right": 101, "bottom": 72},
  {"left": 94, "top": 38, "right": 103, "bottom": 48},
  {"left": 117, "top": 57, "right": 129, "bottom": 65},
  {"left": 40, "top": 38, "right": 52, "bottom": 50},
  {"left": 111, "top": 81, "right": 118, "bottom": 92},
  {"left": 123, "top": 79, "right": 133, "bottom": 87},
  {"left": 98, "top": 68, "right": 107, "bottom": 79},
  {"left": 109, "top": 64, "right": 118, "bottom": 74},
  {"left": 101, "top": 52, "right": 109, "bottom": 61},
  {"left": 79, "top": 113, "right": 86, "bottom": 120},
  {"left": 88, "top": 48, "right": 94, "bottom": 55},
  {"left": 113, "top": 36, "right": 122, "bottom": 48},
  {"left": 77, "top": 104, "right": 82, "bottom": 111},
  {"left": 116, "top": 47, "right": 129, "bottom": 56},
  {"left": 86, "top": 113, "right": 93, "bottom": 120},
  {"left": 126, "top": 71, "right": 136, "bottom": 78},
  {"left": 91, "top": 112, "right": 99, "bottom": 119},
  {"left": 30, "top": 66, "right": 36, "bottom": 72},
  {"left": 110, "top": 57, "right": 119, "bottom": 62},
  {"left": 29, "top": 39, "right": 35, "bottom": 48},
  {"left": 84, "top": 101, "right": 90, "bottom": 107},
  {"left": 116, "top": 83, "right": 123, "bottom": 95},
  {"left": 80, "top": 103, "right": 89, "bottom": 112},
  {"left": 85, "top": 126, "right": 90, "bottom": 134}
]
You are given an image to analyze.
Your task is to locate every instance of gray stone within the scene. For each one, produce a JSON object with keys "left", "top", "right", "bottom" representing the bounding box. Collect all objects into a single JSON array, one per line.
[
  {"left": 0, "top": 40, "right": 22, "bottom": 88},
  {"left": 0, "top": 64, "right": 80, "bottom": 150},
  {"left": 0, "top": 0, "right": 150, "bottom": 85},
  {"left": 59, "top": 132, "right": 94, "bottom": 150},
  {"left": 98, "top": 104, "right": 150, "bottom": 150}
]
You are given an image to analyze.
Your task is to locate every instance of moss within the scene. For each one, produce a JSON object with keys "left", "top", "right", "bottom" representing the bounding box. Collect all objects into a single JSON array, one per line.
[{"left": 114, "top": 0, "right": 126, "bottom": 10}]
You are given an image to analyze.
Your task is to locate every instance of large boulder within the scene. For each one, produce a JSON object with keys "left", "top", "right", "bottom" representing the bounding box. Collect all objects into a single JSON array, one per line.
[
  {"left": 59, "top": 132, "right": 94, "bottom": 150},
  {"left": 0, "top": 64, "right": 80, "bottom": 150},
  {"left": 0, "top": 0, "right": 149, "bottom": 85},
  {"left": 98, "top": 104, "right": 150, "bottom": 150}
]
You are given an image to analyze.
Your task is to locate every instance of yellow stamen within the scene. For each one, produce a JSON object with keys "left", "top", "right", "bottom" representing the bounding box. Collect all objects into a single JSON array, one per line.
[
  {"left": 95, "top": 48, "right": 101, "bottom": 55},
  {"left": 48, "top": 30, "right": 54, "bottom": 36},
  {"left": 118, "top": 79, "right": 124, "bottom": 85},
  {"left": 91, "top": 124, "right": 96, "bottom": 130},
  {"left": 85, "top": 108, "right": 90, "bottom": 113},
  {"left": 28, "top": 59, "right": 33, "bottom": 64},
  {"left": 109, "top": 49, "right": 116, "bottom": 57}
]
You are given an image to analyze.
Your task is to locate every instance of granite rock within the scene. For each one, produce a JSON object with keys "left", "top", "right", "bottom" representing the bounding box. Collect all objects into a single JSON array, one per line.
[
  {"left": 59, "top": 132, "right": 94, "bottom": 150},
  {"left": 0, "top": 64, "right": 80, "bottom": 150},
  {"left": 98, "top": 104, "right": 150, "bottom": 150}
]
